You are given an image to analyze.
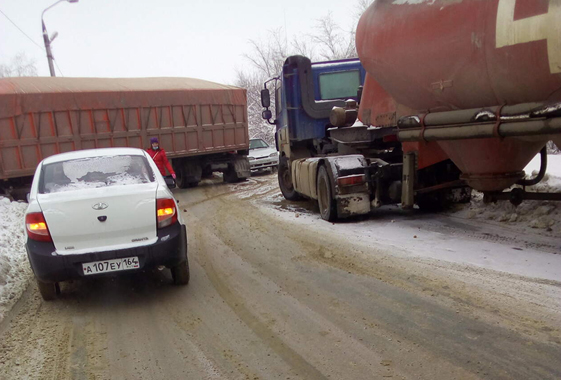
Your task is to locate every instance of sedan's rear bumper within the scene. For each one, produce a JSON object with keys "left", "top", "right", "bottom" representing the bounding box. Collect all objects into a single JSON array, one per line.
[{"left": 26, "top": 223, "right": 187, "bottom": 283}]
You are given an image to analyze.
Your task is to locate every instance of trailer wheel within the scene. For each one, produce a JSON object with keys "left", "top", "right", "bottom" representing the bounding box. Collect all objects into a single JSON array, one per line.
[
  {"left": 317, "top": 165, "right": 337, "bottom": 222},
  {"left": 278, "top": 156, "right": 302, "bottom": 201},
  {"left": 36, "top": 279, "right": 57, "bottom": 301},
  {"left": 174, "top": 166, "right": 188, "bottom": 189},
  {"left": 223, "top": 166, "right": 239, "bottom": 183}
]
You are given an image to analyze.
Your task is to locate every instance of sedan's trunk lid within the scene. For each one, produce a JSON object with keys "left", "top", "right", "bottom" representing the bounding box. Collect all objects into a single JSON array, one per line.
[{"left": 37, "top": 183, "right": 158, "bottom": 255}]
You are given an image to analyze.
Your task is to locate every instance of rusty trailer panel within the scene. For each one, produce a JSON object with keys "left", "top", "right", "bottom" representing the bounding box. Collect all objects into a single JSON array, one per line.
[{"left": 0, "top": 77, "right": 249, "bottom": 180}]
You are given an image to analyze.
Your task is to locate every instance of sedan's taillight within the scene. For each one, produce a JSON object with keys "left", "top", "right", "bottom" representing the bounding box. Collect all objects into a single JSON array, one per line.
[
  {"left": 156, "top": 198, "right": 178, "bottom": 229},
  {"left": 25, "top": 212, "right": 52, "bottom": 242}
]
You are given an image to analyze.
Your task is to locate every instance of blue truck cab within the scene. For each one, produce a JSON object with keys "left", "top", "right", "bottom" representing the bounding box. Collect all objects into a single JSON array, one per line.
[{"left": 263, "top": 55, "right": 366, "bottom": 145}]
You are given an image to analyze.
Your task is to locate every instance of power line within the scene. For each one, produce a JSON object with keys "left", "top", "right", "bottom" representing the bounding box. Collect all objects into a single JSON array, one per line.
[
  {"left": 54, "top": 60, "right": 64, "bottom": 77},
  {"left": 0, "top": 8, "right": 45, "bottom": 51}
]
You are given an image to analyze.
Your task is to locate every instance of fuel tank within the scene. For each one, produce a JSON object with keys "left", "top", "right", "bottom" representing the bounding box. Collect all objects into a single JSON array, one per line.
[
  {"left": 356, "top": 0, "right": 561, "bottom": 113},
  {"left": 356, "top": 0, "right": 561, "bottom": 192}
]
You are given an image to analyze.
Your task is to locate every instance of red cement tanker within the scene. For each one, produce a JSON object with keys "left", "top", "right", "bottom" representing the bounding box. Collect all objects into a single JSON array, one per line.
[{"left": 356, "top": 0, "right": 561, "bottom": 193}]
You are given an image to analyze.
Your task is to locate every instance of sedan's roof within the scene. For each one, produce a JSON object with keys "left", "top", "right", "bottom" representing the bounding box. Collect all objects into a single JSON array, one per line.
[{"left": 42, "top": 147, "right": 147, "bottom": 165}]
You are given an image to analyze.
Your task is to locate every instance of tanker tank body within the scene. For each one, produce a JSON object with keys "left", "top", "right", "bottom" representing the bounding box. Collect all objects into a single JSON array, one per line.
[{"left": 355, "top": 0, "right": 561, "bottom": 202}]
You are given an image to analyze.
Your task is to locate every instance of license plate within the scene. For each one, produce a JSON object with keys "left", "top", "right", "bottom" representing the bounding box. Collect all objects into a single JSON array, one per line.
[{"left": 82, "top": 256, "right": 140, "bottom": 275}]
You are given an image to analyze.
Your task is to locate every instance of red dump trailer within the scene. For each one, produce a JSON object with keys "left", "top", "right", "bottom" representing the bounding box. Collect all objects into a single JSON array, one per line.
[{"left": 0, "top": 77, "right": 250, "bottom": 197}]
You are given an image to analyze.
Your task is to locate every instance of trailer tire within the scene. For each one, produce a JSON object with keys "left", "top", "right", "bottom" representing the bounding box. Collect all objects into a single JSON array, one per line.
[
  {"left": 174, "top": 166, "right": 188, "bottom": 189},
  {"left": 317, "top": 165, "right": 337, "bottom": 222},
  {"left": 278, "top": 156, "right": 302, "bottom": 201},
  {"left": 36, "top": 279, "right": 57, "bottom": 301},
  {"left": 224, "top": 166, "right": 239, "bottom": 183}
]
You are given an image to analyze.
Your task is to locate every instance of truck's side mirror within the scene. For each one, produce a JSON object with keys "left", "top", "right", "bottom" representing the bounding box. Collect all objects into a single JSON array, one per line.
[
  {"left": 262, "top": 109, "right": 272, "bottom": 120},
  {"left": 261, "top": 89, "right": 271, "bottom": 108}
]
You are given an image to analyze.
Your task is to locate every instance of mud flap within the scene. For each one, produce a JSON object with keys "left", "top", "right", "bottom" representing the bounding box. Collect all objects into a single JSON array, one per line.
[
  {"left": 336, "top": 193, "right": 371, "bottom": 218},
  {"left": 233, "top": 156, "right": 251, "bottom": 180}
]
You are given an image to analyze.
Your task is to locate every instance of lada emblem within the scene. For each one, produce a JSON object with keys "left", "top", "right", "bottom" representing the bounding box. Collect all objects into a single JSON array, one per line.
[{"left": 92, "top": 202, "right": 108, "bottom": 210}]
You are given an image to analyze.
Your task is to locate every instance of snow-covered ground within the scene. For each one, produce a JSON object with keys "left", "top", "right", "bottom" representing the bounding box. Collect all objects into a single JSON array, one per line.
[
  {"left": 0, "top": 198, "right": 31, "bottom": 323},
  {"left": 1, "top": 154, "right": 560, "bottom": 323},
  {"left": 232, "top": 156, "right": 561, "bottom": 284}
]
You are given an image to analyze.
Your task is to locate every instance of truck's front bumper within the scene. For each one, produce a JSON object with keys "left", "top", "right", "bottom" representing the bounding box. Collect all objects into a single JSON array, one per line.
[{"left": 26, "top": 223, "right": 187, "bottom": 283}]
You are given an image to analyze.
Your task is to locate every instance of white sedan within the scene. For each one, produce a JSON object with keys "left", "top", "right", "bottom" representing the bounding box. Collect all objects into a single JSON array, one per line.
[
  {"left": 248, "top": 138, "right": 279, "bottom": 171},
  {"left": 24, "top": 147, "right": 189, "bottom": 300}
]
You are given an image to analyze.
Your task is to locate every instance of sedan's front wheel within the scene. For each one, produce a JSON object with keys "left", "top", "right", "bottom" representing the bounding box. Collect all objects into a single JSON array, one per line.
[{"left": 171, "top": 260, "right": 190, "bottom": 285}]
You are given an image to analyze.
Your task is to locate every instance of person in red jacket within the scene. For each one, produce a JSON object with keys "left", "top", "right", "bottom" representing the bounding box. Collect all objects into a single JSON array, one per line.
[{"left": 146, "top": 137, "right": 176, "bottom": 179}]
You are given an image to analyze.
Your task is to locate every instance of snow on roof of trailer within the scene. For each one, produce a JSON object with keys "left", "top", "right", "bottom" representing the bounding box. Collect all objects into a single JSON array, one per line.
[{"left": 0, "top": 76, "right": 240, "bottom": 94}]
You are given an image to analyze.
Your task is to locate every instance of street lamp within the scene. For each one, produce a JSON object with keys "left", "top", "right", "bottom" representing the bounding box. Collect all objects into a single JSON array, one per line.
[{"left": 41, "top": 0, "right": 79, "bottom": 77}]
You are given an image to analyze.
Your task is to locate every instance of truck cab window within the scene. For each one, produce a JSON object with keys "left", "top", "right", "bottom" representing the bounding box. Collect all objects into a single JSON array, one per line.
[{"left": 319, "top": 70, "right": 360, "bottom": 100}]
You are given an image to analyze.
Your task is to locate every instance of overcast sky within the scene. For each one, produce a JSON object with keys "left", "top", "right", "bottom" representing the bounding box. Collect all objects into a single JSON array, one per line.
[{"left": 1, "top": 0, "right": 358, "bottom": 84}]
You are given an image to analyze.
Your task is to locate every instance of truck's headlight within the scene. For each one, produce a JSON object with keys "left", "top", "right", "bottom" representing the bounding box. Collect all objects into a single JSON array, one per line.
[{"left": 269, "top": 152, "right": 278, "bottom": 157}]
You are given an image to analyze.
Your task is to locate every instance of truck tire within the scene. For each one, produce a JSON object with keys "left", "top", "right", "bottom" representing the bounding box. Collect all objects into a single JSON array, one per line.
[
  {"left": 36, "top": 279, "right": 57, "bottom": 301},
  {"left": 317, "top": 165, "right": 337, "bottom": 221},
  {"left": 278, "top": 156, "right": 302, "bottom": 201},
  {"left": 171, "top": 260, "right": 190, "bottom": 285}
]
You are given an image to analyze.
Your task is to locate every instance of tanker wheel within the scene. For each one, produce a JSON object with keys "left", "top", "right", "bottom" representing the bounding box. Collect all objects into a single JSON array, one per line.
[
  {"left": 36, "top": 279, "right": 57, "bottom": 301},
  {"left": 278, "top": 156, "right": 302, "bottom": 201},
  {"left": 317, "top": 165, "right": 337, "bottom": 222},
  {"left": 416, "top": 191, "right": 447, "bottom": 212}
]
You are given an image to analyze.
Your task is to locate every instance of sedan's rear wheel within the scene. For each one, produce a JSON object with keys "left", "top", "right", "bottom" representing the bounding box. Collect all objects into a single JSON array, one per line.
[
  {"left": 36, "top": 279, "right": 57, "bottom": 301},
  {"left": 171, "top": 260, "right": 190, "bottom": 285}
]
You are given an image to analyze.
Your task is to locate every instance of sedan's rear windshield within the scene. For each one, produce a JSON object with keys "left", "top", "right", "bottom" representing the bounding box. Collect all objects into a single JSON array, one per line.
[{"left": 39, "top": 155, "right": 155, "bottom": 194}]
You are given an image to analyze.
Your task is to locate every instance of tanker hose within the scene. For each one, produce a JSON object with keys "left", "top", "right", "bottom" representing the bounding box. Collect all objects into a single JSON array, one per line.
[{"left": 517, "top": 146, "right": 547, "bottom": 187}]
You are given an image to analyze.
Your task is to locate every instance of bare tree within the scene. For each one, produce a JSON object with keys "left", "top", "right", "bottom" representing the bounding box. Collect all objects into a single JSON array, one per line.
[
  {"left": 313, "top": 12, "right": 357, "bottom": 60},
  {"left": 0, "top": 53, "right": 38, "bottom": 78},
  {"left": 236, "top": 0, "right": 373, "bottom": 144},
  {"left": 235, "top": 70, "right": 277, "bottom": 145}
]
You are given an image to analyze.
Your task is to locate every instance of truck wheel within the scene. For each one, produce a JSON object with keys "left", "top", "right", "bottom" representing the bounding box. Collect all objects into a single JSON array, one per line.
[
  {"left": 317, "top": 165, "right": 337, "bottom": 221},
  {"left": 171, "top": 260, "right": 190, "bottom": 285},
  {"left": 36, "top": 279, "right": 57, "bottom": 301},
  {"left": 278, "top": 156, "right": 302, "bottom": 201}
]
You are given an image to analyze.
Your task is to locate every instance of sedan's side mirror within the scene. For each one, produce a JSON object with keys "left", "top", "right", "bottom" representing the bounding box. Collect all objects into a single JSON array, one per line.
[
  {"left": 26, "top": 193, "right": 31, "bottom": 203},
  {"left": 261, "top": 89, "right": 271, "bottom": 108}
]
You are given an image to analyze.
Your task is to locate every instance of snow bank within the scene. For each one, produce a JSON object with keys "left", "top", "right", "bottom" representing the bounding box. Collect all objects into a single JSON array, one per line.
[
  {"left": 453, "top": 154, "right": 561, "bottom": 233},
  {"left": 0, "top": 197, "right": 31, "bottom": 323}
]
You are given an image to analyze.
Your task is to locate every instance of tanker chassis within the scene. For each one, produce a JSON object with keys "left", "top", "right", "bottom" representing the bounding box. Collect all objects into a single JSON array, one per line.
[
  {"left": 0, "top": 77, "right": 250, "bottom": 198},
  {"left": 262, "top": 0, "right": 561, "bottom": 221}
]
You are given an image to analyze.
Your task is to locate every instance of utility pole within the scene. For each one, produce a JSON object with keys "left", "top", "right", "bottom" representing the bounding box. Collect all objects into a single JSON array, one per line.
[
  {"left": 41, "top": 0, "right": 79, "bottom": 77},
  {"left": 41, "top": 19, "right": 56, "bottom": 77}
]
